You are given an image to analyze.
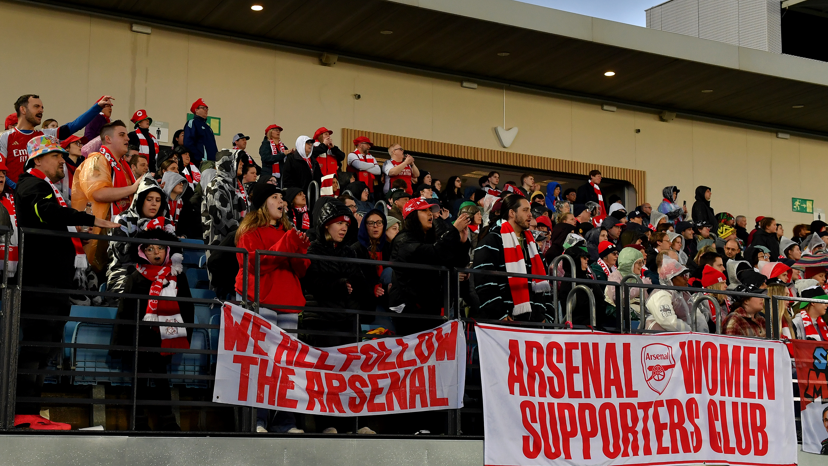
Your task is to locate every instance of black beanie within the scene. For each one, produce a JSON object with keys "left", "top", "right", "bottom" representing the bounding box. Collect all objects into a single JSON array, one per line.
[{"left": 250, "top": 182, "right": 281, "bottom": 211}]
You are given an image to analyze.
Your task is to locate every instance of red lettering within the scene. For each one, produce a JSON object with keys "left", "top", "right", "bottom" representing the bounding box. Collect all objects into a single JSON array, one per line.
[
  {"left": 521, "top": 401, "right": 542, "bottom": 459},
  {"left": 666, "top": 399, "right": 691, "bottom": 453},
  {"left": 599, "top": 403, "right": 622, "bottom": 459},
  {"left": 409, "top": 366, "right": 428, "bottom": 408},
  {"left": 558, "top": 403, "right": 578, "bottom": 460},
  {"left": 337, "top": 346, "right": 360, "bottom": 372},
  {"left": 719, "top": 400, "right": 735, "bottom": 454},
  {"left": 414, "top": 332, "right": 436, "bottom": 364},
  {"left": 742, "top": 346, "right": 756, "bottom": 399},
  {"left": 293, "top": 344, "right": 315, "bottom": 368},
  {"left": 538, "top": 402, "right": 562, "bottom": 459},
  {"left": 274, "top": 335, "right": 298, "bottom": 366},
  {"left": 604, "top": 343, "right": 624, "bottom": 398},
  {"left": 232, "top": 354, "right": 259, "bottom": 402},
  {"left": 732, "top": 401, "right": 752, "bottom": 455},
  {"left": 367, "top": 373, "right": 389, "bottom": 412},
  {"left": 545, "top": 341, "right": 565, "bottom": 398},
  {"left": 347, "top": 375, "right": 368, "bottom": 413},
  {"left": 385, "top": 370, "right": 410, "bottom": 410},
  {"left": 305, "top": 371, "right": 327, "bottom": 412},
  {"left": 394, "top": 339, "right": 417, "bottom": 369},
  {"left": 428, "top": 365, "right": 449, "bottom": 407},
  {"left": 360, "top": 343, "right": 384, "bottom": 372},
  {"left": 276, "top": 366, "right": 297, "bottom": 408},
  {"left": 223, "top": 308, "right": 252, "bottom": 352},
  {"left": 623, "top": 343, "right": 638, "bottom": 397},
  {"left": 565, "top": 342, "right": 582, "bottom": 399},
  {"left": 720, "top": 344, "right": 742, "bottom": 397},
  {"left": 314, "top": 350, "right": 336, "bottom": 371},
  {"left": 324, "top": 373, "right": 347, "bottom": 413},
  {"left": 619, "top": 402, "right": 639, "bottom": 457},
  {"left": 758, "top": 347, "right": 775, "bottom": 400},
  {"left": 637, "top": 401, "right": 654, "bottom": 456},
  {"left": 679, "top": 341, "right": 702, "bottom": 395},
  {"left": 750, "top": 403, "right": 768, "bottom": 456},
  {"left": 708, "top": 399, "right": 723, "bottom": 454},
  {"left": 702, "top": 342, "right": 718, "bottom": 396},
  {"left": 250, "top": 315, "right": 270, "bottom": 356},
  {"left": 255, "top": 359, "right": 279, "bottom": 405},
  {"left": 686, "top": 398, "right": 703, "bottom": 453},
  {"left": 435, "top": 322, "right": 458, "bottom": 361},
  {"left": 581, "top": 342, "right": 603, "bottom": 398},
  {"left": 508, "top": 339, "right": 528, "bottom": 396},
  {"left": 525, "top": 341, "right": 547, "bottom": 397},
  {"left": 376, "top": 341, "right": 398, "bottom": 371},
  {"left": 652, "top": 400, "right": 669, "bottom": 455},
  {"left": 577, "top": 403, "right": 599, "bottom": 459}
]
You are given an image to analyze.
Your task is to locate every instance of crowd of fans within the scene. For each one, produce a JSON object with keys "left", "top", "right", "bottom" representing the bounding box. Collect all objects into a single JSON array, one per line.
[{"left": 2, "top": 93, "right": 826, "bottom": 433}]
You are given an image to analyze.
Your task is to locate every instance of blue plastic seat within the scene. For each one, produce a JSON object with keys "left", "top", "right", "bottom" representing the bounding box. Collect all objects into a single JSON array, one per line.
[
  {"left": 180, "top": 238, "right": 206, "bottom": 268},
  {"left": 193, "top": 304, "right": 212, "bottom": 325},
  {"left": 168, "top": 328, "right": 210, "bottom": 388},
  {"left": 190, "top": 288, "right": 216, "bottom": 301},
  {"left": 209, "top": 313, "right": 220, "bottom": 365},
  {"left": 186, "top": 268, "right": 209, "bottom": 289},
  {"left": 64, "top": 306, "right": 118, "bottom": 361},
  {"left": 65, "top": 306, "right": 129, "bottom": 386}
]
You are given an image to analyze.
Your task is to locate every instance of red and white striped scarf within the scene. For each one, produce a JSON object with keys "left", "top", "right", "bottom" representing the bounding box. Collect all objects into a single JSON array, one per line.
[
  {"left": 99, "top": 146, "right": 136, "bottom": 217},
  {"left": 26, "top": 168, "right": 88, "bottom": 275},
  {"left": 269, "top": 140, "right": 287, "bottom": 176},
  {"left": 596, "top": 258, "right": 613, "bottom": 277},
  {"left": 181, "top": 163, "right": 201, "bottom": 187},
  {"left": 591, "top": 181, "right": 607, "bottom": 227},
  {"left": 320, "top": 173, "right": 337, "bottom": 197},
  {"left": 294, "top": 206, "right": 310, "bottom": 230},
  {"left": 799, "top": 308, "right": 828, "bottom": 341},
  {"left": 236, "top": 180, "right": 248, "bottom": 217},
  {"left": 167, "top": 198, "right": 182, "bottom": 225},
  {"left": 136, "top": 261, "right": 188, "bottom": 355},
  {"left": 0, "top": 193, "right": 18, "bottom": 276},
  {"left": 501, "top": 221, "right": 550, "bottom": 316},
  {"left": 135, "top": 130, "right": 159, "bottom": 156}
]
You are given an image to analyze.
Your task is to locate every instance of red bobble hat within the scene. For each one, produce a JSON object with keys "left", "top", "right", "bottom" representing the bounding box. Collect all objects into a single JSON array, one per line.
[
  {"left": 535, "top": 215, "right": 553, "bottom": 230},
  {"left": 190, "top": 98, "right": 208, "bottom": 114},
  {"left": 701, "top": 265, "right": 727, "bottom": 288},
  {"left": 313, "top": 127, "right": 333, "bottom": 141},
  {"left": 265, "top": 124, "right": 283, "bottom": 134}
]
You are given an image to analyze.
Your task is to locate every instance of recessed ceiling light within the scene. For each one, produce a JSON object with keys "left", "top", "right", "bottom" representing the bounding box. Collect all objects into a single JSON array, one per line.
[
  {"left": 380, "top": 30, "right": 393, "bottom": 35},
  {"left": 497, "top": 52, "right": 510, "bottom": 57},
  {"left": 604, "top": 71, "right": 616, "bottom": 77},
  {"left": 792, "top": 105, "right": 805, "bottom": 108},
  {"left": 701, "top": 89, "right": 713, "bottom": 93},
  {"left": 250, "top": 4, "right": 263, "bottom": 11}
]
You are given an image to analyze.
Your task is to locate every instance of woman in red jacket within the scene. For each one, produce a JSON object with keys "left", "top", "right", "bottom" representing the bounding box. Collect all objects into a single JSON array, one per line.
[{"left": 234, "top": 181, "right": 310, "bottom": 433}]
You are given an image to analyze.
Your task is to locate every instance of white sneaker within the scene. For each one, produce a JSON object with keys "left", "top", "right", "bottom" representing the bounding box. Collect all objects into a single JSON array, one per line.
[
  {"left": 322, "top": 427, "right": 338, "bottom": 434},
  {"left": 286, "top": 427, "right": 304, "bottom": 434},
  {"left": 256, "top": 421, "right": 267, "bottom": 433},
  {"left": 357, "top": 427, "right": 376, "bottom": 435}
]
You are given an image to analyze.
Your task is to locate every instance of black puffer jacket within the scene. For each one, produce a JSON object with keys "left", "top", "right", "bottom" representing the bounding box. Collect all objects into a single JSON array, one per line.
[
  {"left": 691, "top": 186, "right": 716, "bottom": 227},
  {"left": 303, "top": 200, "right": 367, "bottom": 322},
  {"left": 389, "top": 218, "right": 470, "bottom": 333},
  {"left": 749, "top": 230, "right": 780, "bottom": 263}
]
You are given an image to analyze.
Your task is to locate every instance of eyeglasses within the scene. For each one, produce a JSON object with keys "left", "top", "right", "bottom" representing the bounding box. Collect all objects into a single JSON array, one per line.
[
  {"left": 143, "top": 245, "right": 165, "bottom": 253},
  {"left": 393, "top": 147, "right": 403, "bottom": 152},
  {"left": 366, "top": 220, "right": 383, "bottom": 227}
]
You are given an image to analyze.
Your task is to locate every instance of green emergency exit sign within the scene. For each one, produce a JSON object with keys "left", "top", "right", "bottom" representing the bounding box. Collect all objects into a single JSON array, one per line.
[
  {"left": 792, "top": 197, "right": 813, "bottom": 214},
  {"left": 186, "top": 113, "right": 221, "bottom": 136}
]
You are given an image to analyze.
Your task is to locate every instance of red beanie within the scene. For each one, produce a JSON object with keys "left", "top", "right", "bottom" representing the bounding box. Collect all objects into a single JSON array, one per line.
[
  {"left": 804, "top": 267, "right": 827, "bottom": 280},
  {"left": 598, "top": 241, "right": 617, "bottom": 258},
  {"left": 190, "top": 98, "right": 207, "bottom": 115},
  {"left": 4, "top": 113, "right": 17, "bottom": 130},
  {"left": 701, "top": 265, "right": 726, "bottom": 288}
]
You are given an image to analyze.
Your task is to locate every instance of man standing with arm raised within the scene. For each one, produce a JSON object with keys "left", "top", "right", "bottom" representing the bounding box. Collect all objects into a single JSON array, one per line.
[{"left": 383, "top": 143, "right": 419, "bottom": 195}]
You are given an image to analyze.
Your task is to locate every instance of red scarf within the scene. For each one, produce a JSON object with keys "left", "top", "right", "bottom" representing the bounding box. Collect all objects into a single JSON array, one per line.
[
  {"left": 294, "top": 206, "right": 310, "bottom": 230},
  {"left": 800, "top": 308, "right": 828, "bottom": 341},
  {"left": 269, "top": 140, "right": 287, "bottom": 176},
  {"left": 136, "top": 260, "right": 188, "bottom": 355},
  {"left": 236, "top": 180, "right": 248, "bottom": 217},
  {"left": 0, "top": 193, "right": 18, "bottom": 276},
  {"left": 182, "top": 163, "right": 201, "bottom": 185},
  {"left": 167, "top": 198, "right": 182, "bottom": 225},
  {"left": 591, "top": 181, "right": 607, "bottom": 227},
  {"left": 99, "top": 146, "right": 136, "bottom": 217},
  {"left": 596, "top": 258, "right": 613, "bottom": 277},
  {"left": 134, "top": 130, "right": 159, "bottom": 156},
  {"left": 501, "top": 221, "right": 549, "bottom": 316},
  {"left": 320, "top": 173, "right": 337, "bottom": 197},
  {"left": 27, "top": 168, "right": 88, "bottom": 275}
]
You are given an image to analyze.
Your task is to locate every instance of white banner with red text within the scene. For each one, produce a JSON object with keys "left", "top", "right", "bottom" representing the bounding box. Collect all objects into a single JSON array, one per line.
[
  {"left": 212, "top": 302, "right": 465, "bottom": 415},
  {"left": 476, "top": 323, "right": 796, "bottom": 466}
]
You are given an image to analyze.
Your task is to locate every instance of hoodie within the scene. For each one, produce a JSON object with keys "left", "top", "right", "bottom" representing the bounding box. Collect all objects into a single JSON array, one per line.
[
  {"left": 666, "top": 231, "right": 689, "bottom": 265},
  {"left": 545, "top": 182, "right": 563, "bottom": 212},
  {"left": 649, "top": 211, "right": 667, "bottom": 229},
  {"left": 343, "top": 181, "right": 373, "bottom": 213},
  {"left": 657, "top": 186, "right": 684, "bottom": 225},
  {"left": 107, "top": 176, "right": 170, "bottom": 293},
  {"left": 691, "top": 186, "right": 716, "bottom": 227},
  {"left": 202, "top": 149, "right": 249, "bottom": 255},
  {"left": 351, "top": 209, "right": 390, "bottom": 309},
  {"left": 281, "top": 135, "right": 322, "bottom": 192}
]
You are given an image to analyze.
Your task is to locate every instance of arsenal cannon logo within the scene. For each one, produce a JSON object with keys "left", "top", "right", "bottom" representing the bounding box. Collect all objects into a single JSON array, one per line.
[{"left": 641, "top": 343, "right": 676, "bottom": 394}]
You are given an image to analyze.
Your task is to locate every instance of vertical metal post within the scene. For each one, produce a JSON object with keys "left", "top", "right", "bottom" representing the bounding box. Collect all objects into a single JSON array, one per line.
[
  {"left": 241, "top": 249, "right": 248, "bottom": 307},
  {"left": 551, "top": 255, "right": 576, "bottom": 324},
  {"left": 2, "top": 230, "right": 23, "bottom": 430},
  {"left": 131, "top": 298, "right": 140, "bottom": 430},
  {"left": 253, "top": 252, "right": 261, "bottom": 314},
  {"left": 767, "top": 297, "right": 776, "bottom": 340},
  {"left": 0, "top": 231, "right": 11, "bottom": 430}
]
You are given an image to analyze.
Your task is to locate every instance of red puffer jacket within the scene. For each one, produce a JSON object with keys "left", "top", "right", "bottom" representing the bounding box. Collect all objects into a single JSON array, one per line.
[{"left": 235, "top": 225, "right": 310, "bottom": 311}]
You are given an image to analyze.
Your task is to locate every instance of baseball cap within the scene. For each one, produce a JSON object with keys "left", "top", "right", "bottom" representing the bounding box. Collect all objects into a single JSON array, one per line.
[
  {"left": 353, "top": 136, "right": 373, "bottom": 147},
  {"left": 60, "top": 135, "right": 83, "bottom": 150},
  {"left": 313, "top": 127, "right": 333, "bottom": 141},
  {"left": 190, "top": 98, "right": 208, "bottom": 114},
  {"left": 232, "top": 133, "right": 250, "bottom": 145},
  {"left": 402, "top": 198, "right": 439, "bottom": 219},
  {"left": 390, "top": 189, "right": 411, "bottom": 202},
  {"left": 265, "top": 124, "right": 283, "bottom": 134}
]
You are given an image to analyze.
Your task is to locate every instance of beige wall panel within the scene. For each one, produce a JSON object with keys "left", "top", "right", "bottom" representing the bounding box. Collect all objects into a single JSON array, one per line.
[
  {"left": 431, "top": 81, "right": 502, "bottom": 150},
  {"left": 691, "top": 121, "right": 748, "bottom": 217},
  {"left": 631, "top": 112, "right": 694, "bottom": 205},
  {"left": 0, "top": 4, "right": 91, "bottom": 129},
  {"left": 144, "top": 28, "right": 191, "bottom": 142},
  {"left": 502, "top": 91, "right": 572, "bottom": 160},
  {"left": 795, "top": 138, "right": 828, "bottom": 225},
  {"left": 88, "top": 17, "right": 139, "bottom": 123},
  {"left": 272, "top": 53, "right": 356, "bottom": 152},
  {"left": 770, "top": 137, "right": 801, "bottom": 224},
  {"left": 744, "top": 130, "right": 773, "bottom": 223},
  {"left": 571, "top": 102, "right": 636, "bottom": 170},
  {"left": 352, "top": 67, "right": 434, "bottom": 142}
]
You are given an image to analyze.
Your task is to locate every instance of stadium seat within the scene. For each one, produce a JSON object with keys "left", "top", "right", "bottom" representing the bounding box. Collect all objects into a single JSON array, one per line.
[
  {"left": 209, "top": 313, "right": 220, "bottom": 365},
  {"left": 168, "top": 328, "right": 210, "bottom": 389},
  {"left": 180, "top": 238, "right": 206, "bottom": 267},
  {"left": 190, "top": 288, "right": 217, "bottom": 301},
  {"left": 186, "top": 268, "right": 209, "bottom": 289},
  {"left": 193, "top": 304, "right": 212, "bottom": 325},
  {"left": 65, "top": 306, "right": 129, "bottom": 386}
]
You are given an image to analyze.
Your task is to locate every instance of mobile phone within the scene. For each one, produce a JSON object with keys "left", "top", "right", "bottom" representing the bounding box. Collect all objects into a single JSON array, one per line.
[{"left": 683, "top": 201, "right": 686, "bottom": 206}]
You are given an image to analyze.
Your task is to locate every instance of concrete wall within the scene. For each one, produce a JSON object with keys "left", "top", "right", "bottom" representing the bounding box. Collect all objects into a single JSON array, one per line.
[{"left": 0, "top": 1, "right": 824, "bottom": 227}]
